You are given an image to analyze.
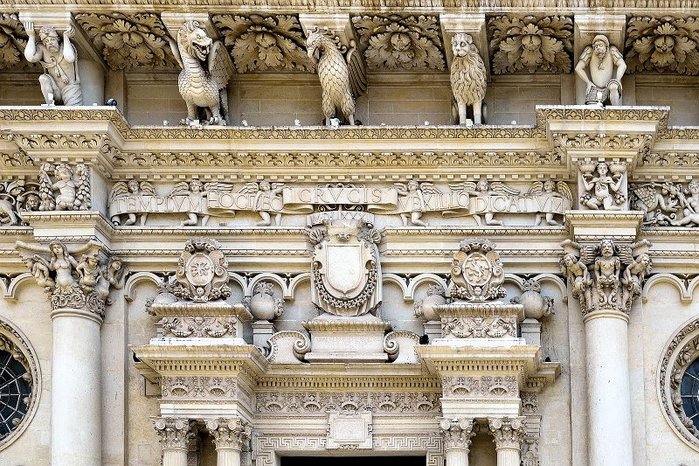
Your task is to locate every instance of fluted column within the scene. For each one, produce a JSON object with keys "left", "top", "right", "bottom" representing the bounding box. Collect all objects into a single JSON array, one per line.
[
  {"left": 439, "top": 418, "right": 475, "bottom": 466},
  {"left": 207, "top": 418, "right": 249, "bottom": 466},
  {"left": 154, "top": 418, "right": 193, "bottom": 466},
  {"left": 488, "top": 417, "right": 525, "bottom": 466}
]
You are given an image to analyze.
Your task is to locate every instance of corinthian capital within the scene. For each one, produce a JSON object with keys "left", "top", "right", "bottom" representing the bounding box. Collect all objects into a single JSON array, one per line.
[
  {"left": 15, "top": 240, "right": 124, "bottom": 320},
  {"left": 560, "top": 238, "right": 651, "bottom": 317},
  {"left": 206, "top": 418, "right": 250, "bottom": 450},
  {"left": 439, "top": 418, "right": 476, "bottom": 451},
  {"left": 153, "top": 417, "right": 194, "bottom": 451},
  {"left": 488, "top": 416, "right": 525, "bottom": 450}
]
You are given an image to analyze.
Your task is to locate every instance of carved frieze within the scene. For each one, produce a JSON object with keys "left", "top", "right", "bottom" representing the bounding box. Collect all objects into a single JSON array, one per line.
[
  {"left": 38, "top": 162, "right": 91, "bottom": 211},
  {"left": 443, "top": 316, "right": 517, "bottom": 338},
  {"left": 352, "top": 15, "right": 445, "bottom": 71},
  {"left": 75, "top": 13, "right": 177, "bottom": 70},
  {"left": 161, "top": 376, "right": 238, "bottom": 398},
  {"left": 255, "top": 391, "right": 441, "bottom": 414},
  {"left": 487, "top": 15, "right": 573, "bottom": 74},
  {"left": 0, "top": 180, "right": 40, "bottom": 225},
  {"left": 626, "top": 16, "right": 699, "bottom": 75},
  {"left": 631, "top": 180, "right": 699, "bottom": 227},
  {"left": 212, "top": 14, "right": 314, "bottom": 73},
  {"left": 442, "top": 375, "right": 518, "bottom": 398},
  {"left": 561, "top": 239, "right": 652, "bottom": 316},
  {"left": 0, "top": 14, "right": 28, "bottom": 70},
  {"left": 15, "top": 241, "right": 123, "bottom": 318},
  {"left": 159, "top": 316, "right": 238, "bottom": 338}
]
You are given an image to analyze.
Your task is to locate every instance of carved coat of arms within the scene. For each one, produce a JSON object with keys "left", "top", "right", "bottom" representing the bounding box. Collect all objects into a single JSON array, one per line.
[
  {"left": 451, "top": 239, "right": 506, "bottom": 302},
  {"left": 308, "top": 219, "right": 382, "bottom": 316}
]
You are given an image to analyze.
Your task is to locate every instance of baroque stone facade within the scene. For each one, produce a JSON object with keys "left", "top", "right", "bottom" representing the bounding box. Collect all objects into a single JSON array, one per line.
[{"left": 1, "top": 4, "right": 699, "bottom": 466}]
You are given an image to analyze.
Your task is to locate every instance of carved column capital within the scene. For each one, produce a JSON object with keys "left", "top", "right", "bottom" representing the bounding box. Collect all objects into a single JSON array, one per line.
[
  {"left": 153, "top": 417, "right": 194, "bottom": 451},
  {"left": 439, "top": 418, "right": 476, "bottom": 451},
  {"left": 206, "top": 418, "right": 250, "bottom": 450},
  {"left": 488, "top": 416, "right": 526, "bottom": 450}
]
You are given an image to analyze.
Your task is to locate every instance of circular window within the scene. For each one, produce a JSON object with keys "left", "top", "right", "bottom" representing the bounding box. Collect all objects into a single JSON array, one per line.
[
  {"left": 659, "top": 318, "right": 699, "bottom": 450},
  {"left": 0, "top": 320, "right": 40, "bottom": 451}
]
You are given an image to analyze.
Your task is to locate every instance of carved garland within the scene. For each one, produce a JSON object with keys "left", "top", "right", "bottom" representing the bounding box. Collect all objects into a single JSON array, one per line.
[
  {"left": 659, "top": 317, "right": 699, "bottom": 451},
  {"left": 487, "top": 15, "right": 573, "bottom": 74},
  {"left": 311, "top": 257, "right": 378, "bottom": 311}
]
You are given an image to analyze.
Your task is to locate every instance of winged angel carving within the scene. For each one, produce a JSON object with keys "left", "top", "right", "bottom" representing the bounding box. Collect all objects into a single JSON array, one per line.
[
  {"left": 306, "top": 28, "right": 367, "bottom": 126},
  {"left": 394, "top": 180, "right": 440, "bottom": 227},
  {"left": 109, "top": 180, "right": 156, "bottom": 226},
  {"left": 561, "top": 239, "right": 652, "bottom": 314},
  {"left": 450, "top": 180, "right": 519, "bottom": 226},
  {"left": 169, "top": 21, "right": 234, "bottom": 126},
  {"left": 238, "top": 181, "right": 285, "bottom": 226},
  {"left": 528, "top": 180, "right": 572, "bottom": 226}
]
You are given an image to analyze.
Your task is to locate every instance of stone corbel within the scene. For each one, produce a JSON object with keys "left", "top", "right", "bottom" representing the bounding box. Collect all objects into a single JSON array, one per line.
[
  {"left": 573, "top": 15, "right": 627, "bottom": 105},
  {"left": 440, "top": 14, "right": 489, "bottom": 78}
]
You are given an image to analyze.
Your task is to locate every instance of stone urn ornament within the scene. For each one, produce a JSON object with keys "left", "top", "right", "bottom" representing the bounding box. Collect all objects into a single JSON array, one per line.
[
  {"left": 512, "top": 279, "right": 553, "bottom": 320},
  {"left": 246, "top": 281, "right": 284, "bottom": 321},
  {"left": 414, "top": 284, "right": 447, "bottom": 321}
]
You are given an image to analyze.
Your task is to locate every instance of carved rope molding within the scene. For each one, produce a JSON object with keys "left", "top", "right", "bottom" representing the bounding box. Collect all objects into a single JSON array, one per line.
[
  {"left": 487, "top": 15, "right": 573, "bottom": 74},
  {"left": 626, "top": 16, "right": 699, "bottom": 75},
  {"left": 659, "top": 317, "right": 699, "bottom": 451},
  {"left": 75, "top": 13, "right": 178, "bottom": 70},
  {"left": 212, "top": 14, "right": 314, "bottom": 73}
]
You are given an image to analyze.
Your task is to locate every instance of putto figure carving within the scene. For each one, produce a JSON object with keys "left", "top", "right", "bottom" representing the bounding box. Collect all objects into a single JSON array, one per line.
[
  {"left": 575, "top": 34, "right": 626, "bottom": 106},
  {"left": 169, "top": 21, "right": 234, "bottom": 126},
  {"left": 306, "top": 28, "right": 367, "bottom": 126},
  {"left": 23, "top": 22, "right": 82, "bottom": 106},
  {"left": 449, "top": 33, "right": 487, "bottom": 126},
  {"left": 394, "top": 180, "right": 440, "bottom": 227},
  {"left": 38, "top": 162, "right": 91, "bottom": 211},
  {"left": 579, "top": 161, "right": 626, "bottom": 210},
  {"left": 0, "top": 180, "right": 40, "bottom": 225},
  {"left": 561, "top": 239, "right": 651, "bottom": 315}
]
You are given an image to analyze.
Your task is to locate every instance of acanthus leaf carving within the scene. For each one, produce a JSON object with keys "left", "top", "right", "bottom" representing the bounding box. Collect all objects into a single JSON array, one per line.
[
  {"left": 352, "top": 15, "right": 445, "bottom": 71},
  {"left": 488, "top": 416, "right": 526, "bottom": 450},
  {"left": 439, "top": 418, "right": 475, "bottom": 451},
  {"left": 0, "top": 14, "right": 29, "bottom": 70},
  {"left": 212, "top": 14, "right": 314, "bottom": 73},
  {"left": 75, "top": 13, "right": 177, "bottom": 70},
  {"left": 487, "top": 15, "right": 573, "bottom": 74},
  {"left": 625, "top": 16, "right": 699, "bottom": 75}
]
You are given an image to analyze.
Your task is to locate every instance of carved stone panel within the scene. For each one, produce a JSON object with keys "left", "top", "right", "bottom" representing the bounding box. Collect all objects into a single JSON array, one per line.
[
  {"left": 212, "top": 14, "right": 314, "bottom": 73},
  {"left": 352, "top": 15, "right": 446, "bottom": 71},
  {"left": 487, "top": 15, "right": 573, "bottom": 74},
  {"left": 75, "top": 13, "right": 177, "bottom": 70},
  {"left": 326, "top": 411, "right": 372, "bottom": 449},
  {"left": 625, "top": 16, "right": 699, "bottom": 75}
]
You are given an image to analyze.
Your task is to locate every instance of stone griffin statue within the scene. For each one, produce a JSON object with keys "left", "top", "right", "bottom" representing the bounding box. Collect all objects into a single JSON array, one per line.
[
  {"left": 306, "top": 28, "right": 367, "bottom": 126},
  {"left": 23, "top": 22, "right": 82, "bottom": 106},
  {"left": 169, "top": 21, "right": 234, "bottom": 126},
  {"left": 449, "top": 33, "right": 487, "bottom": 126}
]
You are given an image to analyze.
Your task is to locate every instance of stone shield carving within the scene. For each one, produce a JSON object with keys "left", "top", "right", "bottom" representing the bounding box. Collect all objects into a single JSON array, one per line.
[
  {"left": 450, "top": 239, "right": 506, "bottom": 302},
  {"left": 309, "top": 219, "right": 382, "bottom": 316},
  {"left": 173, "top": 239, "right": 230, "bottom": 303}
]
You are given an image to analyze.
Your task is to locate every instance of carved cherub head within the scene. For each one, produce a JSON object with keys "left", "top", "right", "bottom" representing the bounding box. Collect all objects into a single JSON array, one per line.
[
  {"left": 688, "top": 180, "right": 699, "bottom": 194},
  {"left": 452, "top": 33, "right": 477, "bottom": 58},
  {"left": 127, "top": 180, "right": 140, "bottom": 193}
]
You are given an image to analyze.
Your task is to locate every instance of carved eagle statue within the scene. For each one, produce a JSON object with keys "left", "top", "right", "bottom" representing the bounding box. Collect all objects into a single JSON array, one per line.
[
  {"left": 306, "top": 28, "right": 367, "bottom": 126},
  {"left": 170, "top": 21, "right": 234, "bottom": 126},
  {"left": 450, "top": 33, "right": 488, "bottom": 125}
]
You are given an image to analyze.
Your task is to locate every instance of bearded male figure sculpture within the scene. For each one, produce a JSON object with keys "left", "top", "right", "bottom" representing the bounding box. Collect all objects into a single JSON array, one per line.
[
  {"left": 575, "top": 34, "right": 626, "bottom": 106},
  {"left": 23, "top": 22, "right": 82, "bottom": 106},
  {"left": 169, "top": 21, "right": 234, "bottom": 126},
  {"left": 449, "top": 32, "right": 487, "bottom": 126},
  {"left": 306, "top": 28, "right": 367, "bottom": 126}
]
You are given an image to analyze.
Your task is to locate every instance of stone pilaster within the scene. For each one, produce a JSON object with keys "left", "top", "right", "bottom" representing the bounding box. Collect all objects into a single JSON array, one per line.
[
  {"left": 206, "top": 418, "right": 249, "bottom": 466},
  {"left": 488, "top": 417, "right": 525, "bottom": 466},
  {"left": 154, "top": 417, "right": 194, "bottom": 466},
  {"left": 439, "top": 418, "right": 475, "bottom": 466},
  {"left": 16, "top": 240, "right": 122, "bottom": 466}
]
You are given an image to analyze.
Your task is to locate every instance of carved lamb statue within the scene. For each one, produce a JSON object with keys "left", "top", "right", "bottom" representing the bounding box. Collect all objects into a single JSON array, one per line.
[
  {"left": 449, "top": 33, "right": 487, "bottom": 126},
  {"left": 169, "top": 21, "right": 234, "bottom": 126},
  {"left": 306, "top": 28, "right": 367, "bottom": 126}
]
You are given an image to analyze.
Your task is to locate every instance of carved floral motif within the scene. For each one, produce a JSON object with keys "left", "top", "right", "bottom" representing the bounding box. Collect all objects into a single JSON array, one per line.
[
  {"left": 158, "top": 316, "right": 238, "bottom": 338},
  {"left": 75, "top": 13, "right": 177, "bottom": 70},
  {"left": 206, "top": 418, "right": 250, "bottom": 450},
  {"left": 561, "top": 239, "right": 652, "bottom": 316},
  {"left": 439, "top": 418, "right": 475, "bottom": 450},
  {"left": 443, "top": 316, "right": 517, "bottom": 338},
  {"left": 450, "top": 239, "right": 506, "bottom": 302},
  {"left": 173, "top": 239, "right": 230, "bottom": 303},
  {"left": 626, "top": 16, "right": 699, "bottom": 75},
  {"left": 487, "top": 15, "right": 573, "bottom": 74},
  {"left": 352, "top": 15, "right": 445, "bottom": 71},
  {"left": 442, "top": 376, "right": 517, "bottom": 397},
  {"left": 153, "top": 417, "right": 193, "bottom": 450},
  {"left": 488, "top": 416, "right": 526, "bottom": 450},
  {"left": 0, "top": 14, "right": 28, "bottom": 70},
  {"left": 255, "top": 391, "right": 440, "bottom": 414},
  {"left": 212, "top": 14, "right": 314, "bottom": 73},
  {"left": 161, "top": 376, "right": 237, "bottom": 398}
]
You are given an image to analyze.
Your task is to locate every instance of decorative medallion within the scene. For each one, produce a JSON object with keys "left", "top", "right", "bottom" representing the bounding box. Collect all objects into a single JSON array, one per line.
[
  {"left": 173, "top": 239, "right": 230, "bottom": 303},
  {"left": 626, "top": 16, "right": 699, "bottom": 75},
  {"left": 352, "top": 15, "right": 446, "bottom": 71},
  {"left": 450, "top": 239, "right": 506, "bottom": 302}
]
